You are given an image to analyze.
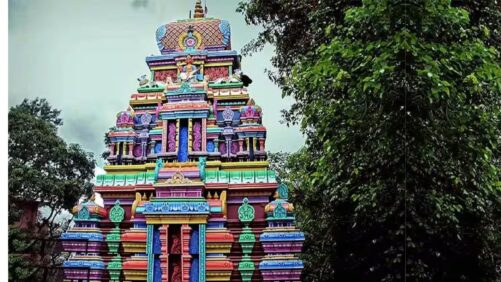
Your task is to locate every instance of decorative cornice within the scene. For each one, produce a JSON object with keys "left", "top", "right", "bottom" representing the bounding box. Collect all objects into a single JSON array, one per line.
[
  {"left": 143, "top": 201, "right": 210, "bottom": 214},
  {"left": 258, "top": 260, "right": 304, "bottom": 270},
  {"left": 259, "top": 232, "right": 305, "bottom": 242},
  {"left": 61, "top": 232, "right": 104, "bottom": 241},
  {"left": 63, "top": 261, "right": 105, "bottom": 269}
]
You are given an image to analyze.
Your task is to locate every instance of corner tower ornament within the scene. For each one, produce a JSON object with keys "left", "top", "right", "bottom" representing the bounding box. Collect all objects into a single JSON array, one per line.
[
  {"left": 61, "top": 0, "right": 304, "bottom": 281},
  {"left": 77, "top": 206, "right": 90, "bottom": 220},
  {"left": 273, "top": 202, "right": 287, "bottom": 219}
]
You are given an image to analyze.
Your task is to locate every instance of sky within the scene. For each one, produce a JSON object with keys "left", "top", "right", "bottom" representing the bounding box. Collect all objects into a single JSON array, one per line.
[{"left": 8, "top": 0, "right": 304, "bottom": 170}]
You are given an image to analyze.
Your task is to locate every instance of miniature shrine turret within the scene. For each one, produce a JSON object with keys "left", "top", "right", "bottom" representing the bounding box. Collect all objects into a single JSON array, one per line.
[
  {"left": 62, "top": 1, "right": 304, "bottom": 281},
  {"left": 62, "top": 193, "right": 107, "bottom": 281}
]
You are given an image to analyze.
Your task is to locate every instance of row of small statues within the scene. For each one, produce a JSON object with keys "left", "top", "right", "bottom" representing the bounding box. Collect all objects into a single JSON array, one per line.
[
  {"left": 137, "top": 70, "right": 252, "bottom": 88},
  {"left": 137, "top": 55, "right": 252, "bottom": 88}
]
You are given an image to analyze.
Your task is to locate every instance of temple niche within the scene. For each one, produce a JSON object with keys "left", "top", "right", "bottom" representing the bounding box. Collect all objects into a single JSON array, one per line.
[{"left": 61, "top": 1, "right": 304, "bottom": 281}]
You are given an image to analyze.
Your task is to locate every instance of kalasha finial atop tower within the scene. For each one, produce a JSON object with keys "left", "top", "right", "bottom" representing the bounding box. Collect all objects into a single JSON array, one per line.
[{"left": 193, "top": 0, "right": 205, "bottom": 18}]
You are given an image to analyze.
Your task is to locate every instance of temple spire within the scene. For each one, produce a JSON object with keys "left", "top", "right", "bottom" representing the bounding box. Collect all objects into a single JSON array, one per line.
[{"left": 193, "top": 0, "right": 205, "bottom": 18}]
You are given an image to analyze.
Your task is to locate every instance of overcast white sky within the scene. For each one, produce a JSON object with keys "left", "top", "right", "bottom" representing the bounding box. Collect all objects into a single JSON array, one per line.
[{"left": 9, "top": 0, "right": 304, "bottom": 170}]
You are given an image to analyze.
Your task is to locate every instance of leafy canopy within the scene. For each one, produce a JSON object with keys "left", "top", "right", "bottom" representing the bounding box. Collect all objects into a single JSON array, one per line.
[
  {"left": 236, "top": 0, "right": 352, "bottom": 86},
  {"left": 9, "top": 98, "right": 96, "bottom": 281},
  {"left": 240, "top": 0, "right": 500, "bottom": 281}
]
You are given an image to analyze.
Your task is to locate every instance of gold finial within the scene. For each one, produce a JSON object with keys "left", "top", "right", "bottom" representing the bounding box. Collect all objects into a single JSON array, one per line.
[{"left": 193, "top": 0, "right": 204, "bottom": 18}]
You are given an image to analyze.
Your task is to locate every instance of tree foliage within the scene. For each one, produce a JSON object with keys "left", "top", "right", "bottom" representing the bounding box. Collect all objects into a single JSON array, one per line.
[
  {"left": 457, "top": 0, "right": 501, "bottom": 47},
  {"left": 240, "top": 0, "right": 500, "bottom": 281},
  {"left": 267, "top": 151, "right": 291, "bottom": 182},
  {"left": 236, "top": 0, "right": 352, "bottom": 86},
  {"left": 8, "top": 98, "right": 96, "bottom": 281}
]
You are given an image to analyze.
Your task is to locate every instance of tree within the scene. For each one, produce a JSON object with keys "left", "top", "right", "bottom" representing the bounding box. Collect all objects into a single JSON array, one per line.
[
  {"left": 8, "top": 98, "right": 96, "bottom": 282},
  {"left": 267, "top": 151, "right": 291, "bottom": 182},
  {"left": 455, "top": 0, "right": 501, "bottom": 47},
  {"left": 240, "top": 0, "right": 500, "bottom": 281},
  {"left": 236, "top": 0, "right": 353, "bottom": 87}
]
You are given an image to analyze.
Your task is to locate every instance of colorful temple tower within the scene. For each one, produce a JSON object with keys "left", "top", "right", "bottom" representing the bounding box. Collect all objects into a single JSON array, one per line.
[{"left": 61, "top": 1, "right": 304, "bottom": 281}]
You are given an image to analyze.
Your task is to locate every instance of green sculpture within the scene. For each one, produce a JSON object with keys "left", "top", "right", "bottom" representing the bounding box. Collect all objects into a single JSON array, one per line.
[
  {"left": 106, "top": 201, "right": 124, "bottom": 254},
  {"left": 277, "top": 182, "right": 289, "bottom": 199},
  {"left": 273, "top": 201, "right": 287, "bottom": 219},
  {"left": 238, "top": 197, "right": 255, "bottom": 223},
  {"left": 238, "top": 198, "right": 255, "bottom": 281},
  {"left": 198, "top": 156, "right": 207, "bottom": 181},
  {"left": 77, "top": 206, "right": 90, "bottom": 220},
  {"left": 109, "top": 200, "right": 125, "bottom": 224},
  {"left": 107, "top": 254, "right": 122, "bottom": 282},
  {"left": 154, "top": 158, "right": 163, "bottom": 181}
]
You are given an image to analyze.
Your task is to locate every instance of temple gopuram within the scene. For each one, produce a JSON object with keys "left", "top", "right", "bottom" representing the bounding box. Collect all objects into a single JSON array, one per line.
[{"left": 61, "top": 1, "right": 304, "bottom": 281}]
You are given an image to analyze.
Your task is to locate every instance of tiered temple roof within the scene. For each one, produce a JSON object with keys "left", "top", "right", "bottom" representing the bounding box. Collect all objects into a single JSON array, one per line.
[{"left": 62, "top": 1, "right": 304, "bottom": 281}]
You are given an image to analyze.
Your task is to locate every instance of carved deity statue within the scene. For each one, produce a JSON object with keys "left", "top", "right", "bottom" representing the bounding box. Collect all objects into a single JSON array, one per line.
[
  {"left": 178, "top": 55, "right": 202, "bottom": 82},
  {"left": 170, "top": 233, "right": 181, "bottom": 254},
  {"left": 171, "top": 261, "right": 182, "bottom": 282}
]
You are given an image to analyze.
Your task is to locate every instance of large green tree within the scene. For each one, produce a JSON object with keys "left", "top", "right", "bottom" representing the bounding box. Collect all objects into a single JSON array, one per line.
[
  {"left": 8, "top": 98, "right": 95, "bottom": 282},
  {"left": 236, "top": 0, "right": 352, "bottom": 87},
  {"left": 241, "top": 0, "right": 500, "bottom": 281}
]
